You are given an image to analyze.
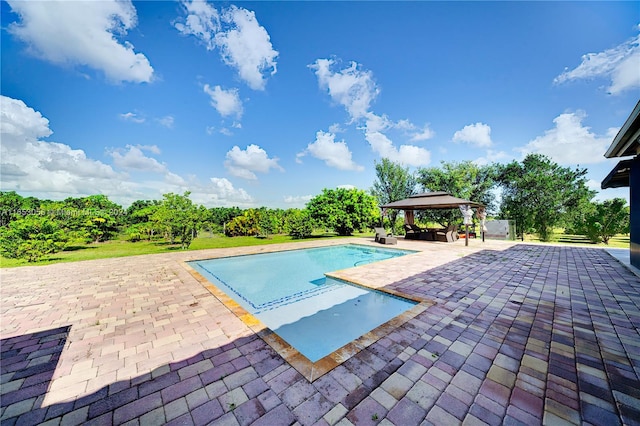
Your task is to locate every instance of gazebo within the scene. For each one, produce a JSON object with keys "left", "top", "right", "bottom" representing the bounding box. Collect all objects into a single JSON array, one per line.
[
  {"left": 380, "top": 192, "right": 485, "bottom": 245},
  {"left": 380, "top": 192, "right": 484, "bottom": 210}
]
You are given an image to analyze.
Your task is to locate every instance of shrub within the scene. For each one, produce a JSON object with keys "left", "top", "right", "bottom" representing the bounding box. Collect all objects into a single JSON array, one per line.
[
  {"left": 0, "top": 216, "right": 67, "bottom": 262},
  {"left": 287, "top": 210, "right": 314, "bottom": 239}
]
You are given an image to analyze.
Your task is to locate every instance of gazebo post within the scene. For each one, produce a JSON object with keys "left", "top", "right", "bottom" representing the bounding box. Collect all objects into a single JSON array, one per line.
[{"left": 465, "top": 224, "right": 469, "bottom": 246}]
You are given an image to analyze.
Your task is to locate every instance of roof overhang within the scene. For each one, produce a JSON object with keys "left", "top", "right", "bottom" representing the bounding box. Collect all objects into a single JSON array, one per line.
[
  {"left": 380, "top": 192, "right": 484, "bottom": 210},
  {"left": 605, "top": 100, "right": 640, "bottom": 158},
  {"left": 601, "top": 159, "right": 633, "bottom": 189}
]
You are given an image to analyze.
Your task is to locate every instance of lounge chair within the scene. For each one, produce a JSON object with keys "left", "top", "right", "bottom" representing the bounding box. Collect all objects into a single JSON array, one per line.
[
  {"left": 374, "top": 227, "right": 392, "bottom": 243},
  {"left": 435, "top": 225, "right": 459, "bottom": 242},
  {"left": 403, "top": 224, "right": 420, "bottom": 239},
  {"left": 404, "top": 224, "right": 435, "bottom": 241}
]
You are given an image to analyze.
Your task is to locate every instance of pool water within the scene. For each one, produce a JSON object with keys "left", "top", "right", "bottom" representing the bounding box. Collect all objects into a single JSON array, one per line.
[{"left": 189, "top": 244, "right": 417, "bottom": 362}]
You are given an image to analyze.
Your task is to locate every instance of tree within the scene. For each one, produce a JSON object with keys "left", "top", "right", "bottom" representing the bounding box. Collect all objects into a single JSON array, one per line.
[
  {"left": 371, "top": 158, "right": 417, "bottom": 233},
  {"left": 570, "top": 198, "right": 630, "bottom": 244},
  {"left": 306, "top": 188, "right": 379, "bottom": 236},
  {"left": 0, "top": 191, "right": 43, "bottom": 227},
  {"left": 54, "top": 195, "right": 123, "bottom": 243},
  {"left": 266, "top": 208, "right": 288, "bottom": 234},
  {"left": 0, "top": 215, "right": 67, "bottom": 262},
  {"left": 496, "top": 154, "right": 595, "bottom": 241},
  {"left": 222, "top": 208, "right": 291, "bottom": 237},
  {"left": 123, "top": 200, "right": 161, "bottom": 241},
  {"left": 126, "top": 200, "right": 161, "bottom": 224},
  {"left": 152, "top": 192, "right": 201, "bottom": 249},
  {"left": 415, "top": 161, "right": 498, "bottom": 227},
  {"left": 0, "top": 191, "right": 26, "bottom": 227},
  {"left": 209, "top": 207, "right": 243, "bottom": 225},
  {"left": 286, "top": 209, "right": 314, "bottom": 239},
  {"left": 225, "top": 214, "right": 255, "bottom": 237},
  {"left": 224, "top": 208, "right": 264, "bottom": 237}
]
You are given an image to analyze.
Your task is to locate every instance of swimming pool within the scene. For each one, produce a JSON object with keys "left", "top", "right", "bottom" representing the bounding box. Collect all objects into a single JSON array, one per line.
[{"left": 189, "top": 244, "right": 418, "bottom": 362}]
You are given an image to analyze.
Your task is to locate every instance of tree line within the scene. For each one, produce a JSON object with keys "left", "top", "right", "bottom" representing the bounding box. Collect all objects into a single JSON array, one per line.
[
  {"left": 0, "top": 188, "right": 380, "bottom": 262},
  {"left": 0, "top": 153, "right": 630, "bottom": 262},
  {"left": 372, "top": 154, "right": 629, "bottom": 244}
]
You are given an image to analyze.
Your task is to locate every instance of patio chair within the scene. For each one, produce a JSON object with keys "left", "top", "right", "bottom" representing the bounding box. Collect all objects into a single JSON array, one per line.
[
  {"left": 374, "top": 227, "right": 392, "bottom": 243},
  {"left": 404, "top": 224, "right": 435, "bottom": 240},
  {"left": 403, "top": 224, "right": 422, "bottom": 240},
  {"left": 435, "top": 225, "right": 459, "bottom": 242}
]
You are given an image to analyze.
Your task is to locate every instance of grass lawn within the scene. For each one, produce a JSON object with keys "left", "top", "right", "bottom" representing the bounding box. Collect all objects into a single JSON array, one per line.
[
  {"left": 1, "top": 230, "right": 631, "bottom": 268},
  {"left": 0, "top": 233, "right": 354, "bottom": 268},
  {"left": 521, "top": 232, "right": 630, "bottom": 248}
]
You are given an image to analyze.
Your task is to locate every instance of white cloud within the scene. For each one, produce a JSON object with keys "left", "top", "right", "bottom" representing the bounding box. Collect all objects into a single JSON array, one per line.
[
  {"left": 474, "top": 150, "right": 510, "bottom": 166},
  {"left": 364, "top": 130, "right": 431, "bottom": 167},
  {"left": 521, "top": 111, "right": 619, "bottom": 165},
  {"left": 362, "top": 113, "right": 431, "bottom": 166},
  {"left": 0, "top": 96, "right": 52, "bottom": 148},
  {"left": 311, "top": 59, "right": 431, "bottom": 167},
  {"left": 298, "top": 131, "right": 364, "bottom": 171},
  {"left": 410, "top": 127, "right": 436, "bottom": 142},
  {"left": 0, "top": 163, "right": 28, "bottom": 179},
  {"left": 109, "top": 145, "right": 167, "bottom": 173},
  {"left": 164, "top": 172, "right": 187, "bottom": 186},
  {"left": 554, "top": 26, "right": 640, "bottom": 95},
  {"left": 176, "top": 2, "right": 278, "bottom": 90},
  {"left": 7, "top": 0, "right": 153, "bottom": 83},
  {"left": 35, "top": 142, "right": 120, "bottom": 179},
  {"left": 120, "top": 112, "right": 145, "bottom": 123},
  {"left": 363, "top": 113, "right": 393, "bottom": 133},
  {"left": 205, "top": 177, "right": 253, "bottom": 206},
  {"left": 224, "top": 144, "right": 284, "bottom": 180},
  {"left": 216, "top": 6, "right": 278, "bottom": 91},
  {"left": 121, "top": 113, "right": 175, "bottom": 128},
  {"left": 284, "top": 194, "right": 313, "bottom": 205},
  {"left": 453, "top": 122, "right": 493, "bottom": 147},
  {"left": 1, "top": 95, "right": 124, "bottom": 196},
  {"left": 394, "top": 119, "right": 414, "bottom": 131},
  {"left": 175, "top": 0, "right": 220, "bottom": 50},
  {"left": 203, "top": 84, "right": 243, "bottom": 119},
  {"left": 310, "top": 58, "right": 379, "bottom": 120},
  {"left": 156, "top": 115, "right": 175, "bottom": 128},
  {"left": 328, "top": 123, "right": 345, "bottom": 133},
  {"left": 139, "top": 145, "right": 162, "bottom": 155},
  {"left": 396, "top": 120, "right": 436, "bottom": 142}
]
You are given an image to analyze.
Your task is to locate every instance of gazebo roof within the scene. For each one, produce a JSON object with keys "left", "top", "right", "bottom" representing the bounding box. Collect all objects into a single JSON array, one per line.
[{"left": 380, "top": 192, "right": 484, "bottom": 210}]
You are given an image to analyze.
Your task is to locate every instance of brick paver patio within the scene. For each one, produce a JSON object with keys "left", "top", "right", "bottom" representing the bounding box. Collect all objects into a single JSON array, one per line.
[{"left": 1, "top": 238, "right": 639, "bottom": 425}]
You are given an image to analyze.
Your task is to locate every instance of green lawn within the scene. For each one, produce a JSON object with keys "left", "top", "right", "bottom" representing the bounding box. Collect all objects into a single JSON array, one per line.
[
  {"left": 0, "top": 233, "right": 353, "bottom": 268},
  {"left": 521, "top": 232, "right": 630, "bottom": 248},
  {"left": 1, "top": 230, "right": 631, "bottom": 268}
]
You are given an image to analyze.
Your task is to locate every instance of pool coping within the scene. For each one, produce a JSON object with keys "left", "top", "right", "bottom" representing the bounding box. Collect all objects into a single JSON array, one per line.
[{"left": 180, "top": 245, "right": 434, "bottom": 382}]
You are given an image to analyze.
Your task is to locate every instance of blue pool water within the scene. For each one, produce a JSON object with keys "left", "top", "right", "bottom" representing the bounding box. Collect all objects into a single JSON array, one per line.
[{"left": 189, "top": 244, "right": 417, "bottom": 362}]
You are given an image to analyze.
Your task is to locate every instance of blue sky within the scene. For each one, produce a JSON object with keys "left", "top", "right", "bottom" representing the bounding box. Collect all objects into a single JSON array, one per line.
[{"left": 1, "top": 1, "right": 639, "bottom": 209}]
